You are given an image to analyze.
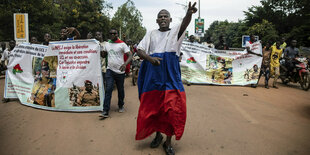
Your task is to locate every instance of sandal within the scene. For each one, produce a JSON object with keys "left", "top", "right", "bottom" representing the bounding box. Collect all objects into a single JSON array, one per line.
[
  {"left": 163, "top": 141, "right": 175, "bottom": 155},
  {"left": 150, "top": 133, "right": 163, "bottom": 148}
]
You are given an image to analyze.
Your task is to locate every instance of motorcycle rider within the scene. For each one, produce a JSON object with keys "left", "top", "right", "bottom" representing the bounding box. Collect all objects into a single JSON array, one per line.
[{"left": 284, "top": 40, "right": 299, "bottom": 77}]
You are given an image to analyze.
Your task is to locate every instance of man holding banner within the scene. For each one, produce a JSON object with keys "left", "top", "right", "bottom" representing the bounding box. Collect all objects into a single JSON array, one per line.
[
  {"left": 1, "top": 40, "right": 16, "bottom": 67},
  {"left": 1, "top": 40, "right": 16, "bottom": 103},
  {"left": 135, "top": 2, "right": 197, "bottom": 155},
  {"left": 60, "top": 27, "right": 81, "bottom": 41},
  {"left": 246, "top": 35, "right": 262, "bottom": 57},
  {"left": 246, "top": 34, "right": 263, "bottom": 88}
]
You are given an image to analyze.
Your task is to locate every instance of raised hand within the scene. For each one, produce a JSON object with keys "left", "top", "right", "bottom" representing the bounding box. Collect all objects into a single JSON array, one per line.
[
  {"left": 187, "top": 2, "right": 197, "bottom": 14},
  {"left": 179, "top": 1, "right": 198, "bottom": 39},
  {"left": 66, "top": 27, "right": 75, "bottom": 35}
]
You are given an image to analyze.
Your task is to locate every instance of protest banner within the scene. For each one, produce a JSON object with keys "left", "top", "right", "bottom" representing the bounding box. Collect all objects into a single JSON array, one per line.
[
  {"left": 180, "top": 41, "right": 262, "bottom": 85},
  {"left": 4, "top": 43, "right": 46, "bottom": 101},
  {"left": 4, "top": 40, "right": 103, "bottom": 111}
]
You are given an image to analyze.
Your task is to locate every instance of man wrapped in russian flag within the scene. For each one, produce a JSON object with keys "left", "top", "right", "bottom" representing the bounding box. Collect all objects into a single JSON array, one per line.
[{"left": 135, "top": 2, "right": 197, "bottom": 155}]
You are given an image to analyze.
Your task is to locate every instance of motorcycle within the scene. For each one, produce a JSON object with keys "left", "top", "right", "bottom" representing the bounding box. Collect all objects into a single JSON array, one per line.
[
  {"left": 279, "top": 57, "right": 310, "bottom": 91},
  {"left": 131, "top": 53, "right": 142, "bottom": 86}
]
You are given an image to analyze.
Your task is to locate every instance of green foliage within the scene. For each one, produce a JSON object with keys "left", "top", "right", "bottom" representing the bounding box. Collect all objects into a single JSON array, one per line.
[
  {"left": 0, "top": 0, "right": 113, "bottom": 41},
  {"left": 0, "top": 0, "right": 146, "bottom": 42},
  {"left": 0, "top": 0, "right": 63, "bottom": 41},
  {"left": 111, "top": 0, "right": 146, "bottom": 43},
  {"left": 244, "top": 0, "right": 310, "bottom": 46},
  {"left": 204, "top": 20, "right": 247, "bottom": 48},
  {"left": 246, "top": 19, "right": 279, "bottom": 44},
  {"left": 204, "top": 0, "right": 310, "bottom": 47},
  {"left": 57, "top": 0, "right": 112, "bottom": 40}
]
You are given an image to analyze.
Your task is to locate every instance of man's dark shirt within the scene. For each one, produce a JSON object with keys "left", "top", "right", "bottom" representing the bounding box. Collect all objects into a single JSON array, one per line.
[{"left": 284, "top": 46, "right": 299, "bottom": 59}]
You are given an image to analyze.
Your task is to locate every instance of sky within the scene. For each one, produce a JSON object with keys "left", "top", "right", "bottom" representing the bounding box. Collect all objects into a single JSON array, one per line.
[{"left": 106, "top": 0, "right": 262, "bottom": 36}]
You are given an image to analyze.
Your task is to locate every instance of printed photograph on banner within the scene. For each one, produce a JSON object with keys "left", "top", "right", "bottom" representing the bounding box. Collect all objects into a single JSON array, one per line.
[
  {"left": 206, "top": 55, "right": 233, "bottom": 84},
  {"left": 243, "top": 64, "right": 260, "bottom": 81},
  {"left": 42, "top": 56, "right": 58, "bottom": 78},
  {"left": 27, "top": 56, "right": 58, "bottom": 107},
  {"left": 68, "top": 80, "right": 100, "bottom": 107},
  {"left": 32, "top": 57, "right": 43, "bottom": 80}
]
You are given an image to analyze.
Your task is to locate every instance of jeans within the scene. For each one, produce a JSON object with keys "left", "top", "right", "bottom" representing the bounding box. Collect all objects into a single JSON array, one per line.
[
  {"left": 103, "top": 69, "right": 125, "bottom": 112},
  {"left": 102, "top": 72, "right": 106, "bottom": 89},
  {"left": 258, "top": 66, "right": 270, "bottom": 86}
]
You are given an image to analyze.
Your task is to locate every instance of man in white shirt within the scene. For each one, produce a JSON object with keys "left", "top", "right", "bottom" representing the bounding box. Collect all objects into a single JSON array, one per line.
[
  {"left": 1, "top": 40, "right": 15, "bottom": 103},
  {"left": 100, "top": 29, "right": 132, "bottom": 117},
  {"left": 245, "top": 34, "right": 263, "bottom": 88},
  {"left": 245, "top": 34, "right": 262, "bottom": 56},
  {"left": 135, "top": 2, "right": 197, "bottom": 155},
  {"left": 1, "top": 40, "right": 15, "bottom": 68},
  {"left": 0, "top": 42, "right": 7, "bottom": 72},
  {"left": 0, "top": 42, "right": 6, "bottom": 54}
]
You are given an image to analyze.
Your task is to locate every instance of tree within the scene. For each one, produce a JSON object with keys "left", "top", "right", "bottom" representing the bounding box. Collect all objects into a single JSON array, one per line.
[
  {"left": 247, "top": 19, "right": 279, "bottom": 44},
  {"left": 244, "top": 0, "right": 310, "bottom": 46},
  {"left": 111, "top": 0, "right": 146, "bottom": 43},
  {"left": 0, "top": 0, "right": 112, "bottom": 41},
  {"left": 204, "top": 20, "right": 247, "bottom": 48},
  {"left": 57, "top": 0, "right": 112, "bottom": 40},
  {"left": 0, "top": 0, "right": 63, "bottom": 41}
]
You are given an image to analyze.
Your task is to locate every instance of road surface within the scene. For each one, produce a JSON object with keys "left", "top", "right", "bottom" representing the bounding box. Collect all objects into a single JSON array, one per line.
[{"left": 0, "top": 77, "right": 310, "bottom": 155}]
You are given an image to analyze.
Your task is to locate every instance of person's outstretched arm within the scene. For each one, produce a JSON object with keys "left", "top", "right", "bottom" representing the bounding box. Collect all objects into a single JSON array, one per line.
[
  {"left": 66, "top": 27, "right": 81, "bottom": 40},
  {"left": 178, "top": 2, "right": 197, "bottom": 40}
]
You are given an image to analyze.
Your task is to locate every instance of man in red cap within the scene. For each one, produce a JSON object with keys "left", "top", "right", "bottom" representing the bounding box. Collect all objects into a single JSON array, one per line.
[{"left": 77, "top": 80, "right": 100, "bottom": 106}]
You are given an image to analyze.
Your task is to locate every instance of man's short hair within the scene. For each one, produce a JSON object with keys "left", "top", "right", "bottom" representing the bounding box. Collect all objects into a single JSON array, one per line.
[
  {"left": 110, "top": 28, "right": 118, "bottom": 34},
  {"left": 157, "top": 9, "right": 170, "bottom": 18}
]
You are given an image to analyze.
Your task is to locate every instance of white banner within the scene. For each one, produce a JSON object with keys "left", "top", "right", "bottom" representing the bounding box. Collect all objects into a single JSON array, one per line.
[
  {"left": 180, "top": 41, "right": 262, "bottom": 85},
  {"left": 5, "top": 40, "right": 104, "bottom": 111}
]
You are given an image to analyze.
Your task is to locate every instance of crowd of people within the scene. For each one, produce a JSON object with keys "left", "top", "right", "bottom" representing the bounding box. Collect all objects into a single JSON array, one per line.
[
  {"left": 245, "top": 34, "right": 303, "bottom": 89},
  {"left": 0, "top": 1, "right": 198, "bottom": 154}
]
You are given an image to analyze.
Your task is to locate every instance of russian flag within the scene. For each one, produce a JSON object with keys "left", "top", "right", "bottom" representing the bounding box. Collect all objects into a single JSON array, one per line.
[{"left": 136, "top": 52, "right": 186, "bottom": 140}]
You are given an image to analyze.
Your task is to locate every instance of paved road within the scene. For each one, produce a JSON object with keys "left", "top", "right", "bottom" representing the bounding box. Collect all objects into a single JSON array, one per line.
[{"left": 0, "top": 77, "right": 310, "bottom": 155}]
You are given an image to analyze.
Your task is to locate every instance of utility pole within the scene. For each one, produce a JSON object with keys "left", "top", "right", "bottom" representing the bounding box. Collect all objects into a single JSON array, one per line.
[
  {"left": 194, "top": 0, "right": 204, "bottom": 39},
  {"left": 198, "top": 0, "right": 200, "bottom": 19}
]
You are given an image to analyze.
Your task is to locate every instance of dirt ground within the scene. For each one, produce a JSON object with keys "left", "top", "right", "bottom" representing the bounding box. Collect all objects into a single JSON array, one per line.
[{"left": 0, "top": 77, "right": 310, "bottom": 155}]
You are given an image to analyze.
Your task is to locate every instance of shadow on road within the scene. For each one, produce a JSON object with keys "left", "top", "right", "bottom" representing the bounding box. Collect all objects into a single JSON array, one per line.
[
  {"left": 279, "top": 83, "right": 304, "bottom": 91},
  {"left": 299, "top": 105, "right": 310, "bottom": 120}
]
